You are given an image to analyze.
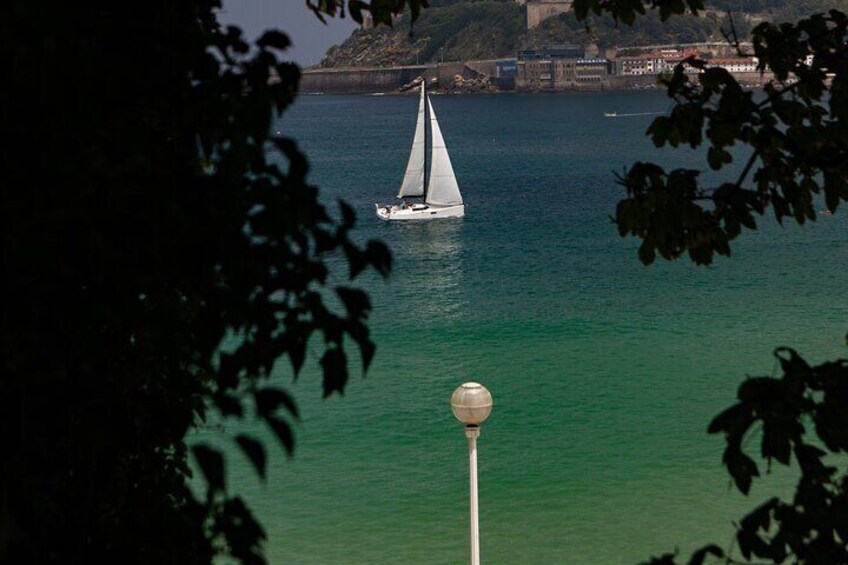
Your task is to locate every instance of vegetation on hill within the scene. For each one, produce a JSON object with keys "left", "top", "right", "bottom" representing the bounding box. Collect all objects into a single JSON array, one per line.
[
  {"left": 525, "top": 10, "right": 720, "bottom": 52},
  {"left": 321, "top": 0, "right": 523, "bottom": 67},
  {"left": 319, "top": 0, "right": 848, "bottom": 67}
]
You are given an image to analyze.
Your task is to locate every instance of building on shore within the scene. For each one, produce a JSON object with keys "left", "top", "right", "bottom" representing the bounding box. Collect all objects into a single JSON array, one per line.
[
  {"left": 516, "top": 45, "right": 612, "bottom": 90},
  {"left": 516, "top": 58, "right": 612, "bottom": 91},
  {"left": 518, "top": 44, "right": 585, "bottom": 60},
  {"left": 708, "top": 57, "right": 758, "bottom": 73},
  {"left": 611, "top": 48, "right": 700, "bottom": 75},
  {"left": 612, "top": 47, "right": 761, "bottom": 76}
]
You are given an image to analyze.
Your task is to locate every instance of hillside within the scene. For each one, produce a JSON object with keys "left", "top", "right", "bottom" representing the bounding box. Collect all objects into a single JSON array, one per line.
[
  {"left": 321, "top": 0, "right": 523, "bottom": 68},
  {"left": 317, "top": 0, "right": 847, "bottom": 68}
]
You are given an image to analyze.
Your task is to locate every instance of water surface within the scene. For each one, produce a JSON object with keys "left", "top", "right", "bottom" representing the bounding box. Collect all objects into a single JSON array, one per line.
[{"left": 214, "top": 90, "right": 846, "bottom": 564}]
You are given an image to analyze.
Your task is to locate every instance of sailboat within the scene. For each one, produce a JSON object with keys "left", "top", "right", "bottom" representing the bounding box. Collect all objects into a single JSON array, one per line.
[{"left": 375, "top": 83, "right": 465, "bottom": 220}]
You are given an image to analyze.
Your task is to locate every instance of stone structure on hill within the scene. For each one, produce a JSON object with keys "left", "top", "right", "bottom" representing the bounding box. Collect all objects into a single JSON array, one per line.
[{"left": 524, "top": 0, "right": 573, "bottom": 29}]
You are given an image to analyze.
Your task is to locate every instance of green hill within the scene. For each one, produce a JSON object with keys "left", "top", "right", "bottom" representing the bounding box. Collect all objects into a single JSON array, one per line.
[
  {"left": 320, "top": 0, "right": 523, "bottom": 68},
  {"left": 318, "top": 0, "right": 848, "bottom": 67}
]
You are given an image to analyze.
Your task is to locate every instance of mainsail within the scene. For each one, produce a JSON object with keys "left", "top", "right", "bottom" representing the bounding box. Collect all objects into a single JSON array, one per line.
[{"left": 397, "top": 85, "right": 426, "bottom": 198}]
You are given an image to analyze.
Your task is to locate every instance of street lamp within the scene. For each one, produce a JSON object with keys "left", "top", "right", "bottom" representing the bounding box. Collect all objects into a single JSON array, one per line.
[{"left": 450, "top": 382, "right": 493, "bottom": 565}]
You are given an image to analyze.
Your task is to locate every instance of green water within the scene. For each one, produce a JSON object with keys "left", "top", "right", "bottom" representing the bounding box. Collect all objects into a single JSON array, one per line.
[{"left": 209, "top": 91, "right": 847, "bottom": 564}]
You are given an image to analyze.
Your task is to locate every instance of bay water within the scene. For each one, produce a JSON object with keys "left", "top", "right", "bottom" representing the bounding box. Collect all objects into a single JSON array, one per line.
[{"left": 215, "top": 90, "right": 846, "bottom": 564}]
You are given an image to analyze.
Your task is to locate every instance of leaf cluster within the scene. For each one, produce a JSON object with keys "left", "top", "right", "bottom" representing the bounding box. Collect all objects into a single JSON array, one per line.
[
  {"left": 307, "top": 0, "right": 430, "bottom": 27},
  {"left": 706, "top": 350, "right": 848, "bottom": 562},
  {"left": 573, "top": 0, "right": 707, "bottom": 26},
  {"left": 644, "top": 350, "right": 848, "bottom": 564},
  {"left": 606, "top": 7, "right": 848, "bottom": 265}
]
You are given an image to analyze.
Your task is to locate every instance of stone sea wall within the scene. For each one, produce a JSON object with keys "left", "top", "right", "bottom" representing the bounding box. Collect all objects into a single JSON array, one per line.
[
  {"left": 300, "top": 61, "right": 511, "bottom": 94},
  {"left": 299, "top": 64, "right": 774, "bottom": 94},
  {"left": 299, "top": 66, "right": 426, "bottom": 94}
]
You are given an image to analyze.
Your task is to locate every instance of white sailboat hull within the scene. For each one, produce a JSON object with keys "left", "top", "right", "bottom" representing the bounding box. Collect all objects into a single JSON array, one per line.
[{"left": 375, "top": 203, "right": 465, "bottom": 221}]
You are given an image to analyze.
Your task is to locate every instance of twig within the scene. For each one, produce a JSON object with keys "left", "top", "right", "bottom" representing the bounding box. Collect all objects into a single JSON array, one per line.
[
  {"left": 733, "top": 148, "right": 761, "bottom": 190},
  {"left": 720, "top": 11, "right": 749, "bottom": 57}
]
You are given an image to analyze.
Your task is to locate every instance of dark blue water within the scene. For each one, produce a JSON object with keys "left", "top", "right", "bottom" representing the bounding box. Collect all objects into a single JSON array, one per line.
[{"left": 207, "top": 91, "right": 846, "bottom": 564}]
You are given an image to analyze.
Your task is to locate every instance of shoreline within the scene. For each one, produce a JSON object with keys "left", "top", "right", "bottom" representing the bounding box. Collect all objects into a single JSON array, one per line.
[{"left": 299, "top": 63, "right": 770, "bottom": 95}]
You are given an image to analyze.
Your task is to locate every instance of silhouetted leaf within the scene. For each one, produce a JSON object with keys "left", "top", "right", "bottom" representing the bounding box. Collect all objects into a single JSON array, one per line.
[
  {"left": 339, "top": 200, "right": 356, "bottom": 229},
  {"left": 640, "top": 552, "right": 678, "bottom": 565},
  {"left": 348, "top": 0, "right": 367, "bottom": 24},
  {"left": 236, "top": 435, "right": 267, "bottom": 480},
  {"left": 357, "top": 336, "right": 376, "bottom": 373},
  {"left": 344, "top": 242, "right": 368, "bottom": 279},
  {"left": 687, "top": 544, "right": 723, "bottom": 565},
  {"left": 254, "top": 387, "right": 299, "bottom": 420},
  {"left": 707, "top": 147, "right": 732, "bottom": 170},
  {"left": 761, "top": 428, "right": 792, "bottom": 466},
  {"left": 320, "top": 347, "right": 348, "bottom": 397},
  {"left": 218, "top": 496, "right": 266, "bottom": 563},
  {"left": 738, "top": 498, "right": 779, "bottom": 559},
  {"left": 266, "top": 416, "right": 295, "bottom": 456},
  {"left": 367, "top": 240, "right": 392, "bottom": 278},
  {"left": 638, "top": 241, "right": 656, "bottom": 265},
  {"left": 192, "top": 444, "right": 226, "bottom": 494},
  {"left": 776, "top": 347, "right": 811, "bottom": 379},
  {"left": 257, "top": 30, "right": 291, "bottom": 51},
  {"left": 738, "top": 376, "right": 777, "bottom": 402},
  {"left": 335, "top": 287, "right": 371, "bottom": 318},
  {"left": 288, "top": 333, "right": 308, "bottom": 377},
  {"left": 708, "top": 403, "right": 750, "bottom": 435},
  {"left": 724, "top": 448, "right": 759, "bottom": 494},
  {"left": 214, "top": 392, "right": 245, "bottom": 418},
  {"left": 794, "top": 443, "right": 832, "bottom": 481}
]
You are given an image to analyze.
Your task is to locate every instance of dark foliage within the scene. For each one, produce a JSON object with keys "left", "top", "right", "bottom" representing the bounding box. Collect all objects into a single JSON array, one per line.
[
  {"left": 573, "top": 1, "right": 848, "bottom": 563},
  {"left": 705, "top": 350, "right": 848, "bottom": 563},
  {"left": 607, "top": 7, "right": 848, "bottom": 266},
  {"left": 1, "top": 1, "right": 407, "bottom": 562}
]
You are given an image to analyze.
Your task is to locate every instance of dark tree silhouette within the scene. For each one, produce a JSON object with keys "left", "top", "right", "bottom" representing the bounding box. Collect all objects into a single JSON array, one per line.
[{"left": 1, "top": 1, "right": 424, "bottom": 562}]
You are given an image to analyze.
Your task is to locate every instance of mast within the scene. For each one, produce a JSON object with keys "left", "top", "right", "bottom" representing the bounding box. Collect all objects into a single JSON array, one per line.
[{"left": 423, "top": 81, "right": 429, "bottom": 201}]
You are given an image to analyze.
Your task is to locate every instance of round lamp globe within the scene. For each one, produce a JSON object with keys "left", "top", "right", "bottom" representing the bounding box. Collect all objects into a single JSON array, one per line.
[{"left": 450, "top": 382, "right": 493, "bottom": 426}]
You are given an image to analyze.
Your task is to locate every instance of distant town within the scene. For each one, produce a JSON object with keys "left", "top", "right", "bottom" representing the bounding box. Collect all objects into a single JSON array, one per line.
[
  {"left": 300, "top": 41, "right": 772, "bottom": 94},
  {"left": 511, "top": 42, "right": 761, "bottom": 91}
]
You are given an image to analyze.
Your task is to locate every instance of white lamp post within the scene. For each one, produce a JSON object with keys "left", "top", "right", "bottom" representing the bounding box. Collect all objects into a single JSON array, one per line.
[{"left": 450, "top": 382, "right": 493, "bottom": 565}]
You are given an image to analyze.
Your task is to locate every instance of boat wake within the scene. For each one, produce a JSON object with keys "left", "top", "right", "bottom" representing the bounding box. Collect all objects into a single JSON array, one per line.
[{"left": 604, "top": 111, "right": 664, "bottom": 118}]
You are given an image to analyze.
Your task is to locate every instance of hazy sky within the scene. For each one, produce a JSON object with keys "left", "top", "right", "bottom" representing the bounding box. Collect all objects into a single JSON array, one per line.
[{"left": 220, "top": 1, "right": 358, "bottom": 66}]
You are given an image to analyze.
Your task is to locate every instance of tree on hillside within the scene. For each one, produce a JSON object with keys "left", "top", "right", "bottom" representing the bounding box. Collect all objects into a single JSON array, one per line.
[
  {"left": 572, "top": 0, "right": 847, "bottom": 562},
  {"left": 1, "top": 1, "right": 419, "bottom": 562}
]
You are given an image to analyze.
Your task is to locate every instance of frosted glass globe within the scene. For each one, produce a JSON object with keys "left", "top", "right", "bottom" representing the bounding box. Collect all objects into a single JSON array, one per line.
[{"left": 450, "top": 382, "right": 493, "bottom": 425}]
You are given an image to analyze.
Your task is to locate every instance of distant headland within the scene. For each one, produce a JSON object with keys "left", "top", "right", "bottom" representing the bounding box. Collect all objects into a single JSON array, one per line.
[
  {"left": 299, "top": 43, "right": 772, "bottom": 95},
  {"left": 299, "top": 0, "right": 831, "bottom": 94}
]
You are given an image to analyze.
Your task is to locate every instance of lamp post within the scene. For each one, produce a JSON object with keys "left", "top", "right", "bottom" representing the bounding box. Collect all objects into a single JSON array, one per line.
[{"left": 450, "top": 382, "right": 493, "bottom": 565}]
